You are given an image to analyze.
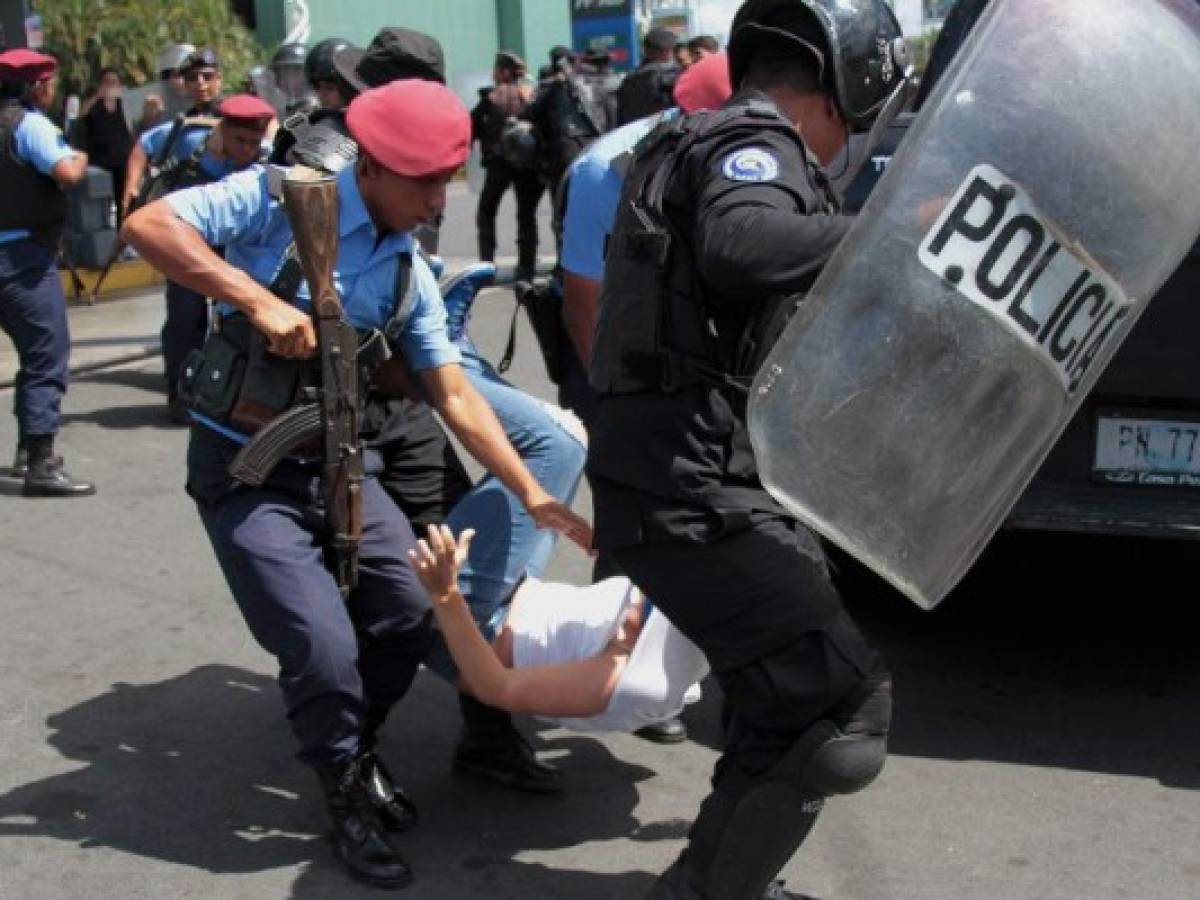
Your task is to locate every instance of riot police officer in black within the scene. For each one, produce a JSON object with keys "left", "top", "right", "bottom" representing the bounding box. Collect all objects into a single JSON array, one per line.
[
  {"left": 587, "top": 2, "right": 909, "bottom": 897},
  {"left": 305, "top": 37, "right": 355, "bottom": 111},
  {"left": 615, "top": 27, "right": 680, "bottom": 126}
]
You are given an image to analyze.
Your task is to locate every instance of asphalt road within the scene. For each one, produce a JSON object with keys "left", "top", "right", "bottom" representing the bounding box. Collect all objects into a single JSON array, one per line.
[{"left": 0, "top": 184, "right": 1197, "bottom": 900}]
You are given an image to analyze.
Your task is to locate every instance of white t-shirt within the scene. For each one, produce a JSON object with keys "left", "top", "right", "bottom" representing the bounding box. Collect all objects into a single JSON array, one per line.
[{"left": 508, "top": 577, "right": 709, "bottom": 733}]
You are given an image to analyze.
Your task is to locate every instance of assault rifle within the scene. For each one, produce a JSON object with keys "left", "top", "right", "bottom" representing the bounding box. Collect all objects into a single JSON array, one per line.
[
  {"left": 228, "top": 168, "right": 365, "bottom": 594},
  {"left": 89, "top": 115, "right": 217, "bottom": 303}
]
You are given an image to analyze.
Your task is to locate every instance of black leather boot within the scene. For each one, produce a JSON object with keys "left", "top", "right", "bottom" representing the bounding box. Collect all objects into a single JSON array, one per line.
[
  {"left": 316, "top": 756, "right": 413, "bottom": 889},
  {"left": 10, "top": 442, "right": 28, "bottom": 478},
  {"left": 22, "top": 436, "right": 96, "bottom": 498},
  {"left": 453, "top": 693, "right": 563, "bottom": 793},
  {"left": 359, "top": 750, "right": 418, "bottom": 833}
]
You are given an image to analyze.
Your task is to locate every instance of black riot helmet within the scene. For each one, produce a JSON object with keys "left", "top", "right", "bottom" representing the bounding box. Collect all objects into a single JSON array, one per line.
[
  {"left": 271, "top": 42, "right": 308, "bottom": 71},
  {"left": 306, "top": 37, "right": 352, "bottom": 85},
  {"left": 728, "top": 0, "right": 910, "bottom": 131}
]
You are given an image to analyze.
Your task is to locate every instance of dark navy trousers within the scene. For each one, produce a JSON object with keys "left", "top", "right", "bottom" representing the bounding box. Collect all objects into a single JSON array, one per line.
[
  {"left": 162, "top": 279, "right": 208, "bottom": 399},
  {"left": 0, "top": 239, "right": 70, "bottom": 438},
  {"left": 188, "top": 426, "right": 434, "bottom": 766}
]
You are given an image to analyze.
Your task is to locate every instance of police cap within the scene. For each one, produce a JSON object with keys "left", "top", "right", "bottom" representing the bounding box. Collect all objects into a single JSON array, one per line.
[
  {"left": 345, "top": 79, "right": 469, "bottom": 178},
  {"left": 219, "top": 93, "right": 276, "bottom": 128},
  {"left": 334, "top": 28, "right": 446, "bottom": 95},
  {"left": 0, "top": 48, "right": 57, "bottom": 83},
  {"left": 180, "top": 47, "right": 220, "bottom": 74}
]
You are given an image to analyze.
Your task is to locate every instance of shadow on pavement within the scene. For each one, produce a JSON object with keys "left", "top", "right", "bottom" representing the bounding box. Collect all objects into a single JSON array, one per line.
[
  {"left": 0, "top": 664, "right": 666, "bottom": 895},
  {"left": 77, "top": 366, "right": 166, "bottom": 395},
  {"left": 60, "top": 403, "right": 182, "bottom": 431},
  {"left": 837, "top": 531, "right": 1200, "bottom": 790},
  {"left": 0, "top": 665, "right": 317, "bottom": 874}
]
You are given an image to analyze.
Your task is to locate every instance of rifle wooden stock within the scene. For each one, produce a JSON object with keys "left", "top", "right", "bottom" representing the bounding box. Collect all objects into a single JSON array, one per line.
[{"left": 281, "top": 168, "right": 363, "bottom": 593}]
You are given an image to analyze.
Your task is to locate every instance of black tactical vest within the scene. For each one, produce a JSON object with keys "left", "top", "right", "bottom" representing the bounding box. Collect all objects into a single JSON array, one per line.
[
  {"left": 616, "top": 61, "right": 679, "bottom": 126},
  {"left": 590, "top": 99, "right": 833, "bottom": 398},
  {"left": 0, "top": 101, "right": 67, "bottom": 247}
]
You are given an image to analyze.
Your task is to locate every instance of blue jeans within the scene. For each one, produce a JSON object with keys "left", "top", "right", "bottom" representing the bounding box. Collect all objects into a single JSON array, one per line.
[{"left": 424, "top": 341, "right": 586, "bottom": 680}]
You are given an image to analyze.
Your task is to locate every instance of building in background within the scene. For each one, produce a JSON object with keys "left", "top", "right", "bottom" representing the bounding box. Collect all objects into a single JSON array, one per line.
[{"left": 252, "top": 0, "right": 572, "bottom": 98}]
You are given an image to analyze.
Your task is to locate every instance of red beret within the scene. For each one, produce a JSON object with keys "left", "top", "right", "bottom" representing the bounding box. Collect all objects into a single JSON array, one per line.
[
  {"left": 219, "top": 94, "right": 276, "bottom": 126},
  {"left": 0, "top": 49, "right": 57, "bottom": 83},
  {"left": 674, "top": 51, "right": 732, "bottom": 114},
  {"left": 346, "top": 79, "right": 470, "bottom": 178}
]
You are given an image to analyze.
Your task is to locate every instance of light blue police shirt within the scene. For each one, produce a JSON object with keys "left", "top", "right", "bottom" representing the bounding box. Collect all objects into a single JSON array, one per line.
[
  {"left": 139, "top": 118, "right": 236, "bottom": 180},
  {"left": 559, "top": 110, "right": 676, "bottom": 282},
  {"left": 165, "top": 163, "right": 461, "bottom": 440},
  {"left": 0, "top": 104, "right": 75, "bottom": 245}
]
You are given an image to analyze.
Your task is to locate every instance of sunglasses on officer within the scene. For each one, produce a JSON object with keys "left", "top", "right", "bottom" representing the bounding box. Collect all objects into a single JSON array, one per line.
[{"left": 184, "top": 68, "right": 219, "bottom": 83}]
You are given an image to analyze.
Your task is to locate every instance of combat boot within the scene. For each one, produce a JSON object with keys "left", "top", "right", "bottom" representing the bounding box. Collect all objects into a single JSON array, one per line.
[
  {"left": 10, "top": 442, "right": 28, "bottom": 478},
  {"left": 316, "top": 755, "right": 413, "bottom": 889},
  {"left": 453, "top": 693, "right": 562, "bottom": 793},
  {"left": 22, "top": 436, "right": 95, "bottom": 497},
  {"left": 358, "top": 750, "right": 418, "bottom": 833},
  {"left": 647, "top": 857, "right": 815, "bottom": 899}
]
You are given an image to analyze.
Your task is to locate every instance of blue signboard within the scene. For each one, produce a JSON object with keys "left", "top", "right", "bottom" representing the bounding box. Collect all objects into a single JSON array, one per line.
[{"left": 571, "top": 0, "right": 639, "bottom": 71}]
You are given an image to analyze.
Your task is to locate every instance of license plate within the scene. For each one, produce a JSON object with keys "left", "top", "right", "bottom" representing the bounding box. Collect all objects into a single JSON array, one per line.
[
  {"left": 918, "top": 164, "right": 1132, "bottom": 395},
  {"left": 1093, "top": 413, "right": 1200, "bottom": 486}
]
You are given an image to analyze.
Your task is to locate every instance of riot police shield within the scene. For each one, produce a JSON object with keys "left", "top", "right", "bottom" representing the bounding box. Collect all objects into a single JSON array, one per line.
[{"left": 748, "top": 0, "right": 1200, "bottom": 609}]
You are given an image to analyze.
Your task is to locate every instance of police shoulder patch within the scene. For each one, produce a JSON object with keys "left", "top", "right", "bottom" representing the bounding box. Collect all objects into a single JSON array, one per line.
[{"left": 721, "top": 147, "right": 780, "bottom": 183}]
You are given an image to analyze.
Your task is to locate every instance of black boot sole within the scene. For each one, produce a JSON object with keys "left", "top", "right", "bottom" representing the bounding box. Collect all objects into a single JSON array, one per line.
[
  {"left": 330, "top": 836, "right": 414, "bottom": 890},
  {"left": 22, "top": 484, "right": 97, "bottom": 497},
  {"left": 452, "top": 756, "right": 564, "bottom": 794}
]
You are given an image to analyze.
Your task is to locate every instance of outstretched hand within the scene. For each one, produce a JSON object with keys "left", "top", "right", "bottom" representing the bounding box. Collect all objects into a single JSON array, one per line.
[
  {"left": 528, "top": 497, "right": 594, "bottom": 554},
  {"left": 408, "top": 524, "right": 475, "bottom": 600}
]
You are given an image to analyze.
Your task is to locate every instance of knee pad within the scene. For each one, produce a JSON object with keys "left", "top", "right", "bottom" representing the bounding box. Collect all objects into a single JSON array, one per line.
[{"left": 777, "top": 673, "right": 892, "bottom": 798}]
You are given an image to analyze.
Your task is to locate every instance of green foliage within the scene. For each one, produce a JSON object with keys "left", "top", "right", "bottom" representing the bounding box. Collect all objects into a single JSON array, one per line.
[{"left": 34, "top": 0, "right": 265, "bottom": 98}]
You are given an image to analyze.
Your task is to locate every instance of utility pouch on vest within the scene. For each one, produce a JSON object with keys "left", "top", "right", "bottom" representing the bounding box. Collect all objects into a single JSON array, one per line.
[
  {"left": 177, "top": 323, "right": 248, "bottom": 422},
  {"left": 179, "top": 254, "right": 311, "bottom": 431},
  {"left": 229, "top": 326, "right": 307, "bottom": 434}
]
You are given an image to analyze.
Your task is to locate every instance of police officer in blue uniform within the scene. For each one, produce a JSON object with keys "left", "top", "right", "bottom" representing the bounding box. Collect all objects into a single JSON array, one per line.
[
  {"left": 587, "top": 2, "right": 909, "bottom": 897},
  {"left": 122, "top": 48, "right": 232, "bottom": 422},
  {"left": 122, "top": 78, "right": 589, "bottom": 889},
  {"left": 0, "top": 49, "right": 95, "bottom": 497},
  {"left": 315, "top": 27, "right": 571, "bottom": 792}
]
